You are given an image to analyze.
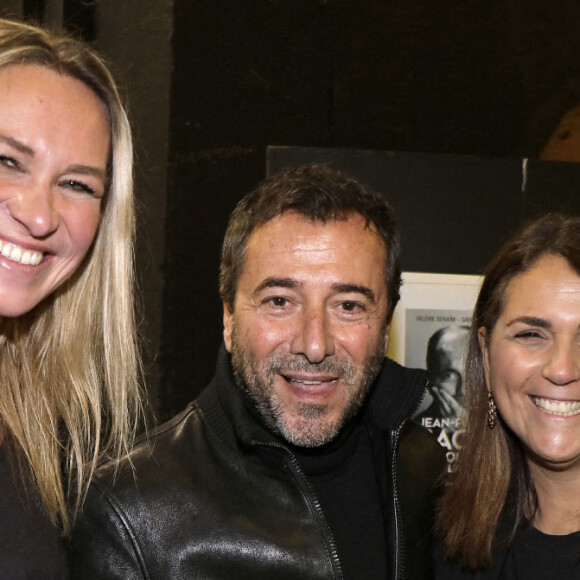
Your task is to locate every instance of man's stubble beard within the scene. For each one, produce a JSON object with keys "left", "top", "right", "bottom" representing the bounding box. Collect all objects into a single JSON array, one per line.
[{"left": 230, "top": 324, "right": 388, "bottom": 448}]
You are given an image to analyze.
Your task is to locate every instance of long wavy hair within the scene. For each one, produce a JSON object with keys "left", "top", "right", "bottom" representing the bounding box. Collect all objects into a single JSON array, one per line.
[
  {"left": 438, "top": 213, "right": 580, "bottom": 568},
  {"left": 0, "top": 18, "right": 143, "bottom": 535}
]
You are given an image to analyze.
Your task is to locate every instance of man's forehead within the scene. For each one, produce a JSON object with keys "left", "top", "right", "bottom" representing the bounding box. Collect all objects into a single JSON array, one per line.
[
  {"left": 248, "top": 211, "right": 384, "bottom": 248},
  {"left": 236, "top": 212, "right": 388, "bottom": 300}
]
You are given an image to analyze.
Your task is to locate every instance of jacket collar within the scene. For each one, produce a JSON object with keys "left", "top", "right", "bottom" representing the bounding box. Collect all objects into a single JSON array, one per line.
[
  {"left": 197, "top": 343, "right": 428, "bottom": 450},
  {"left": 364, "top": 355, "right": 427, "bottom": 430}
]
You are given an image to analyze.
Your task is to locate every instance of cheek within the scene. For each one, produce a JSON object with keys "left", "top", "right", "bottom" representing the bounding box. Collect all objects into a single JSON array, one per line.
[
  {"left": 67, "top": 203, "right": 101, "bottom": 258},
  {"left": 487, "top": 349, "right": 532, "bottom": 418},
  {"left": 337, "top": 323, "right": 384, "bottom": 359},
  {"left": 237, "top": 316, "right": 292, "bottom": 357},
  {"left": 487, "top": 352, "right": 512, "bottom": 398}
]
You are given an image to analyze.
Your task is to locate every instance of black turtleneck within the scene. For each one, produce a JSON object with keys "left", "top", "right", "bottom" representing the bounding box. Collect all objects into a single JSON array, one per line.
[
  {"left": 221, "top": 345, "right": 428, "bottom": 580},
  {"left": 242, "top": 379, "right": 389, "bottom": 580},
  {"left": 292, "top": 419, "right": 388, "bottom": 579}
]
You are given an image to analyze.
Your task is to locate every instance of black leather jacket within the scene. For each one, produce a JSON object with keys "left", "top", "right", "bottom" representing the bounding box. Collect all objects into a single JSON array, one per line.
[{"left": 68, "top": 347, "right": 444, "bottom": 579}]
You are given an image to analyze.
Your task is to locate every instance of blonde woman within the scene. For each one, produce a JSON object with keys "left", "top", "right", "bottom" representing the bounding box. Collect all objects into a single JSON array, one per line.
[{"left": 0, "top": 18, "right": 142, "bottom": 575}]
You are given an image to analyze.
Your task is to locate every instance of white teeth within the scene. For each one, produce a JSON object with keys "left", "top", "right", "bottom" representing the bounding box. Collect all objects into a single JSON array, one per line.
[
  {"left": 290, "top": 379, "right": 322, "bottom": 385},
  {"left": 533, "top": 397, "right": 580, "bottom": 417},
  {"left": 0, "top": 239, "right": 43, "bottom": 266}
]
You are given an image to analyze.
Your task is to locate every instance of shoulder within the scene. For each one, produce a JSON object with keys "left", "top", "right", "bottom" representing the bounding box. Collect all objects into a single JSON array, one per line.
[
  {"left": 94, "top": 401, "right": 212, "bottom": 489},
  {"left": 399, "top": 419, "right": 444, "bottom": 463},
  {"left": 392, "top": 421, "right": 445, "bottom": 579},
  {"left": 396, "top": 421, "right": 445, "bottom": 542},
  {"left": 397, "top": 420, "right": 445, "bottom": 502},
  {"left": 67, "top": 401, "right": 219, "bottom": 576},
  {"left": 435, "top": 554, "right": 502, "bottom": 580}
]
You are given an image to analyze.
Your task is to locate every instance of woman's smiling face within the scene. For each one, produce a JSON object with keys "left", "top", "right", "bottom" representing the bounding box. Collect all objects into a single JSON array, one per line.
[
  {"left": 480, "top": 254, "right": 580, "bottom": 472},
  {"left": 0, "top": 64, "right": 109, "bottom": 318}
]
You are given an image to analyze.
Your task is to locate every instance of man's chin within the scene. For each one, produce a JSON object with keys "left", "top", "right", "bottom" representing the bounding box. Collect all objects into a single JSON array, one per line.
[{"left": 275, "top": 407, "right": 342, "bottom": 448}]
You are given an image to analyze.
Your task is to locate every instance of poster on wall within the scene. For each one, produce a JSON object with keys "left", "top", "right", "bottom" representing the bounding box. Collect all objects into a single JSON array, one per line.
[{"left": 386, "top": 272, "right": 483, "bottom": 472}]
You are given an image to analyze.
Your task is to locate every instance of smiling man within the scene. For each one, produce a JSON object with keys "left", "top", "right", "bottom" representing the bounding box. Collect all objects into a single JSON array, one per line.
[
  {"left": 224, "top": 211, "right": 389, "bottom": 449},
  {"left": 68, "top": 164, "right": 444, "bottom": 580}
]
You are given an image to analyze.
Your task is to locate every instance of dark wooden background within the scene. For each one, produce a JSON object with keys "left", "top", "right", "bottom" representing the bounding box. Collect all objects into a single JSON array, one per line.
[{"left": 5, "top": 0, "right": 580, "bottom": 419}]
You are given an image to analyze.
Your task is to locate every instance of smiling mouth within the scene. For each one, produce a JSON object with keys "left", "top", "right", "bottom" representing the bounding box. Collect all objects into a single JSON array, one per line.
[
  {"left": 532, "top": 397, "right": 580, "bottom": 417},
  {"left": 0, "top": 239, "right": 43, "bottom": 266},
  {"left": 284, "top": 376, "right": 339, "bottom": 398},
  {"left": 288, "top": 378, "right": 337, "bottom": 386}
]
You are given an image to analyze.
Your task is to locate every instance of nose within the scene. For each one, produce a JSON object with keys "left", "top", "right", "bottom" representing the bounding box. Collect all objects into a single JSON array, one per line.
[
  {"left": 8, "top": 181, "right": 59, "bottom": 238},
  {"left": 290, "top": 307, "right": 335, "bottom": 363},
  {"left": 543, "top": 340, "right": 580, "bottom": 386}
]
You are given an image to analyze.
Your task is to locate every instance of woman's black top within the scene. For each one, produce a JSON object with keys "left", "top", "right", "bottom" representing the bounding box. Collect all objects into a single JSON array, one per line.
[
  {"left": 500, "top": 526, "right": 580, "bottom": 580},
  {"left": 0, "top": 445, "right": 68, "bottom": 578}
]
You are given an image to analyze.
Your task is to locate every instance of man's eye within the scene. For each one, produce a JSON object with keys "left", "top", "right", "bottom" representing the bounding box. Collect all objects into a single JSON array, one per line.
[
  {"left": 340, "top": 301, "right": 363, "bottom": 312},
  {"left": 266, "top": 297, "right": 289, "bottom": 308}
]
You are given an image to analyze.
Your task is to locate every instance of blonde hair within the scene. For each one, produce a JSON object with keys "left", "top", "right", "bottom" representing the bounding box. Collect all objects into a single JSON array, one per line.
[{"left": 0, "top": 18, "right": 143, "bottom": 534}]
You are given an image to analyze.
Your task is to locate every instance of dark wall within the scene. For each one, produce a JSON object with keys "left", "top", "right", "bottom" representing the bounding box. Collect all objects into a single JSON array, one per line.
[
  {"left": 268, "top": 146, "right": 580, "bottom": 272},
  {"left": 95, "top": 0, "right": 172, "bottom": 410},
  {"left": 161, "top": 0, "right": 580, "bottom": 418},
  {"left": 7, "top": 1, "right": 578, "bottom": 418},
  {"left": 0, "top": 0, "right": 173, "bottom": 411}
]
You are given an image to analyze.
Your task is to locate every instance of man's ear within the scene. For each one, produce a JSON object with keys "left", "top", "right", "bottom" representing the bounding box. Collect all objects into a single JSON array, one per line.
[
  {"left": 382, "top": 322, "right": 391, "bottom": 355},
  {"left": 223, "top": 301, "right": 233, "bottom": 352}
]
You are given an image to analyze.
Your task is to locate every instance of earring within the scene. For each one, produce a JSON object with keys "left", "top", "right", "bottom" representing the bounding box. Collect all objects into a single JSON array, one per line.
[{"left": 487, "top": 391, "right": 497, "bottom": 429}]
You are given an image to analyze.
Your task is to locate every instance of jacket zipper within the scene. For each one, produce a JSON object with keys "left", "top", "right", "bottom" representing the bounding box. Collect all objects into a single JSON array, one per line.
[
  {"left": 251, "top": 440, "right": 344, "bottom": 579},
  {"left": 248, "top": 375, "right": 429, "bottom": 580},
  {"left": 391, "top": 377, "right": 429, "bottom": 580},
  {"left": 409, "top": 376, "right": 429, "bottom": 418},
  {"left": 391, "top": 422, "right": 404, "bottom": 580}
]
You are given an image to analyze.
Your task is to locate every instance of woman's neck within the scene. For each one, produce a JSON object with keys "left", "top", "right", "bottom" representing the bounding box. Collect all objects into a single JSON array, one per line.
[{"left": 529, "top": 459, "right": 580, "bottom": 535}]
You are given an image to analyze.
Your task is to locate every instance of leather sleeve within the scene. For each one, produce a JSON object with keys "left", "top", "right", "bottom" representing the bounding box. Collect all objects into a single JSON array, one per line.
[
  {"left": 397, "top": 421, "right": 446, "bottom": 580},
  {"left": 66, "top": 481, "right": 149, "bottom": 580}
]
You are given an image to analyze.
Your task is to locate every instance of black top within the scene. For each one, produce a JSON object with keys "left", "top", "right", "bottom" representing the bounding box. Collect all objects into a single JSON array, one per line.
[
  {"left": 500, "top": 526, "right": 580, "bottom": 580},
  {"left": 294, "top": 419, "right": 388, "bottom": 579},
  {"left": 0, "top": 446, "right": 68, "bottom": 579},
  {"left": 243, "top": 379, "right": 389, "bottom": 579},
  {"left": 67, "top": 347, "right": 443, "bottom": 579}
]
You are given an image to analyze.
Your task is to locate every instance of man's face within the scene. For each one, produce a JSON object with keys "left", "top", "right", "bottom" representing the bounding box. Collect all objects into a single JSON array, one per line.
[
  {"left": 428, "top": 327, "right": 469, "bottom": 397},
  {"left": 223, "top": 211, "right": 390, "bottom": 447}
]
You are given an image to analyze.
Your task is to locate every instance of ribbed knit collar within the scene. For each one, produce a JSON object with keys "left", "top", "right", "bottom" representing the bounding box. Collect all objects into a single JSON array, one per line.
[{"left": 197, "top": 343, "right": 427, "bottom": 452}]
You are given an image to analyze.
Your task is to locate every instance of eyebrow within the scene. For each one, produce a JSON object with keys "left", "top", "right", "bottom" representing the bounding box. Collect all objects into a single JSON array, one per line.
[
  {"left": 331, "top": 283, "right": 377, "bottom": 303},
  {"left": 253, "top": 278, "right": 299, "bottom": 297},
  {"left": 508, "top": 316, "right": 551, "bottom": 329},
  {"left": 66, "top": 164, "right": 107, "bottom": 183},
  {"left": 0, "top": 134, "right": 34, "bottom": 156},
  {"left": 252, "top": 278, "right": 377, "bottom": 303},
  {"left": 0, "top": 135, "right": 107, "bottom": 182}
]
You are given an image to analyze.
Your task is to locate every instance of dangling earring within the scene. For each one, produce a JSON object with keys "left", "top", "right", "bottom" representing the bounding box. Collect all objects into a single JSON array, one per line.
[{"left": 487, "top": 391, "right": 497, "bottom": 429}]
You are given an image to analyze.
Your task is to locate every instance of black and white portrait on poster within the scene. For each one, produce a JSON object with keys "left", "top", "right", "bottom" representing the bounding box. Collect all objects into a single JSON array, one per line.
[{"left": 386, "top": 273, "right": 482, "bottom": 472}]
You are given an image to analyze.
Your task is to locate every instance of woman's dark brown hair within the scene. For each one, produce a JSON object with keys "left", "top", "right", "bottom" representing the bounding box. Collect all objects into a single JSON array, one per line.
[{"left": 438, "top": 213, "right": 580, "bottom": 569}]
